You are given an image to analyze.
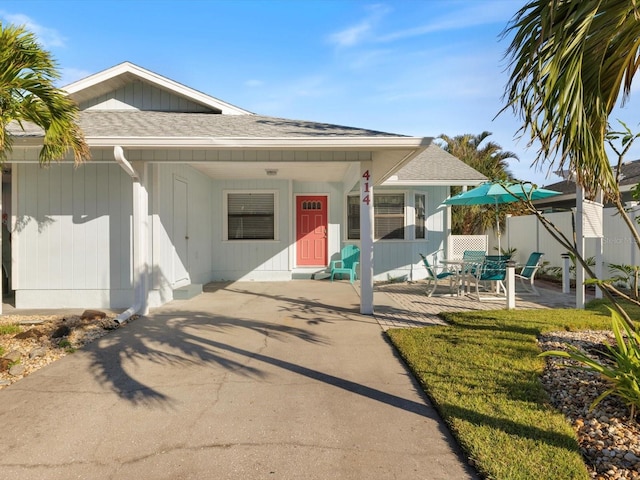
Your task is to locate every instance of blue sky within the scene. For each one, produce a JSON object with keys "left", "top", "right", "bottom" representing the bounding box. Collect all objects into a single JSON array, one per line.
[{"left": 2, "top": 0, "right": 639, "bottom": 186}]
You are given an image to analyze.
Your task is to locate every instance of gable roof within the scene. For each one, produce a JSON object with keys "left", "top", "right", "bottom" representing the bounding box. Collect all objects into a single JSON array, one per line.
[
  {"left": 64, "top": 62, "right": 251, "bottom": 115},
  {"left": 383, "top": 144, "right": 487, "bottom": 186}
]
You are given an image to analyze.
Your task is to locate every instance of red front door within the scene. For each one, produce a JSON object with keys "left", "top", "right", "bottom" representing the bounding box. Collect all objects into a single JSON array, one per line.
[{"left": 296, "top": 196, "right": 328, "bottom": 266}]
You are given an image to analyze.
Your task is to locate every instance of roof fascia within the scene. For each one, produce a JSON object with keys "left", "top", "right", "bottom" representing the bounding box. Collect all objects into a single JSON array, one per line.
[
  {"left": 80, "top": 136, "right": 431, "bottom": 149},
  {"left": 64, "top": 62, "right": 251, "bottom": 115}
]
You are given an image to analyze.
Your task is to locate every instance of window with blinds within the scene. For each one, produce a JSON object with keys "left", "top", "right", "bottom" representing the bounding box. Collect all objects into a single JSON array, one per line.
[
  {"left": 227, "top": 192, "right": 275, "bottom": 240},
  {"left": 347, "top": 193, "right": 405, "bottom": 240}
]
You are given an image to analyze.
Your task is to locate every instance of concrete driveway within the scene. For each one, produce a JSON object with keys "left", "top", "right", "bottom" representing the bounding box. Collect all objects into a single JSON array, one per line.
[{"left": 0, "top": 281, "right": 476, "bottom": 479}]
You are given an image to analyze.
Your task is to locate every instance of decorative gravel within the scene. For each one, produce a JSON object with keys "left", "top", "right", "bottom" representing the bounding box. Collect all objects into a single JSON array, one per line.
[
  {"left": 0, "top": 312, "right": 129, "bottom": 389},
  {"left": 539, "top": 330, "right": 640, "bottom": 480}
]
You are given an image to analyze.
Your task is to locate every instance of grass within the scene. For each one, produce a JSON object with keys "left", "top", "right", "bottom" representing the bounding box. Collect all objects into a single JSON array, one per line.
[
  {"left": 387, "top": 304, "right": 617, "bottom": 480},
  {"left": 0, "top": 323, "right": 21, "bottom": 336},
  {"left": 0, "top": 323, "right": 21, "bottom": 357}
]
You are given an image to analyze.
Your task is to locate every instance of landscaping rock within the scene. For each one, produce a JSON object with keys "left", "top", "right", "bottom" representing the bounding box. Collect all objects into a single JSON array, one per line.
[
  {"left": 4, "top": 350, "right": 21, "bottom": 362},
  {"left": 0, "top": 358, "right": 11, "bottom": 372},
  {"left": 81, "top": 309, "right": 106, "bottom": 321},
  {"left": 14, "top": 328, "right": 44, "bottom": 340},
  {"left": 9, "top": 364, "right": 25, "bottom": 376},
  {"left": 29, "top": 347, "right": 47, "bottom": 359},
  {"left": 51, "top": 325, "right": 71, "bottom": 338}
]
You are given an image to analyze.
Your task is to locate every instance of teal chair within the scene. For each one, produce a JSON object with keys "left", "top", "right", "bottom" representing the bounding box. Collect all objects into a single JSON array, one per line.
[
  {"left": 515, "top": 252, "right": 544, "bottom": 295},
  {"left": 419, "top": 253, "right": 457, "bottom": 297},
  {"left": 330, "top": 245, "right": 360, "bottom": 283},
  {"left": 472, "top": 257, "right": 508, "bottom": 300}
]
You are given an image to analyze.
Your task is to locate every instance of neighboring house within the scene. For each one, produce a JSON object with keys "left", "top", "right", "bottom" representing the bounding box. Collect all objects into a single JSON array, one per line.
[
  {"left": 535, "top": 160, "right": 640, "bottom": 211},
  {"left": 4, "top": 62, "right": 485, "bottom": 314}
]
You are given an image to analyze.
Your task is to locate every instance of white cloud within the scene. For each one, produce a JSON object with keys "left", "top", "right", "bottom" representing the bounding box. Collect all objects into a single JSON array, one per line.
[
  {"left": 327, "top": 4, "right": 391, "bottom": 48},
  {"left": 0, "top": 11, "right": 66, "bottom": 48},
  {"left": 377, "top": 3, "right": 514, "bottom": 43}
]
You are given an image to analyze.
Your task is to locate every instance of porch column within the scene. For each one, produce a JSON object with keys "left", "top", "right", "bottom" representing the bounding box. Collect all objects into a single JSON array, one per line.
[
  {"left": 132, "top": 161, "right": 150, "bottom": 316},
  {"left": 360, "top": 161, "right": 374, "bottom": 314}
]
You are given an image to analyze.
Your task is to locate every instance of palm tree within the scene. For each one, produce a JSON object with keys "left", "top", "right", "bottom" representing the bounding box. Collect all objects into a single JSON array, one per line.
[
  {"left": 502, "top": 0, "right": 639, "bottom": 199},
  {"left": 0, "top": 22, "right": 89, "bottom": 164},
  {"left": 501, "top": 0, "right": 640, "bottom": 326},
  {"left": 438, "top": 132, "right": 520, "bottom": 235}
]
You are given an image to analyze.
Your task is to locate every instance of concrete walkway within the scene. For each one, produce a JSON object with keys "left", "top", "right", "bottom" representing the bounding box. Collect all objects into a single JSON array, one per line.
[{"left": 0, "top": 281, "right": 480, "bottom": 480}]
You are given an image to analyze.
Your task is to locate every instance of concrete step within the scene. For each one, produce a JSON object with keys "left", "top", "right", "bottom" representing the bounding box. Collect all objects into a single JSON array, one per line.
[
  {"left": 173, "top": 284, "right": 203, "bottom": 300},
  {"left": 292, "top": 268, "right": 329, "bottom": 280}
]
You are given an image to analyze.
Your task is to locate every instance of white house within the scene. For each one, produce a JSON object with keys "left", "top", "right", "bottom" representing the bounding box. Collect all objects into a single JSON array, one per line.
[{"left": 4, "top": 62, "right": 485, "bottom": 316}]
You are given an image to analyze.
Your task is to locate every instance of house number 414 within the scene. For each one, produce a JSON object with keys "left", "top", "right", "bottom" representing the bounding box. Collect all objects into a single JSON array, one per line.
[{"left": 362, "top": 170, "right": 371, "bottom": 205}]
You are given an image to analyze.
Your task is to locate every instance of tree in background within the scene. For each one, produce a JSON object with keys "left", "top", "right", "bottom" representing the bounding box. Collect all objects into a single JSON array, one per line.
[
  {"left": 437, "top": 131, "right": 520, "bottom": 235},
  {"left": 0, "top": 22, "right": 89, "bottom": 164}
]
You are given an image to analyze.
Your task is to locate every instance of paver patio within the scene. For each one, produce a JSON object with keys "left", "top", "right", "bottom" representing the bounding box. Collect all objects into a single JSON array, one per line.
[{"left": 373, "top": 279, "right": 592, "bottom": 330}]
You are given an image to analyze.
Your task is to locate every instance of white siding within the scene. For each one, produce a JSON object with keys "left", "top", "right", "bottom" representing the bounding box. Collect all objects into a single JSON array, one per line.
[
  {"left": 340, "top": 185, "right": 450, "bottom": 282},
  {"left": 80, "top": 81, "right": 213, "bottom": 112},
  {"left": 14, "top": 163, "right": 132, "bottom": 308},
  {"left": 152, "top": 164, "right": 214, "bottom": 301},
  {"left": 211, "top": 179, "right": 291, "bottom": 281}
]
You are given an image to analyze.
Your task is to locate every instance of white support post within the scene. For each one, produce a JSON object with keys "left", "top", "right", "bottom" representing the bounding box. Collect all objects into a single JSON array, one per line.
[
  {"left": 575, "top": 187, "right": 585, "bottom": 309},
  {"left": 595, "top": 189, "right": 603, "bottom": 299},
  {"left": 561, "top": 253, "right": 571, "bottom": 294},
  {"left": 360, "top": 161, "right": 374, "bottom": 315},
  {"left": 506, "top": 261, "right": 515, "bottom": 310}
]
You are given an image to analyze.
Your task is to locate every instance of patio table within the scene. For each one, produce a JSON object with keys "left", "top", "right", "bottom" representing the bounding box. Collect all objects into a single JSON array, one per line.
[{"left": 439, "top": 259, "right": 482, "bottom": 295}]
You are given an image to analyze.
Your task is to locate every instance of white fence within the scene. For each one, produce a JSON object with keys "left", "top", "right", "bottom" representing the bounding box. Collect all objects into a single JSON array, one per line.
[
  {"left": 447, "top": 235, "right": 488, "bottom": 260},
  {"left": 501, "top": 207, "right": 640, "bottom": 273}
]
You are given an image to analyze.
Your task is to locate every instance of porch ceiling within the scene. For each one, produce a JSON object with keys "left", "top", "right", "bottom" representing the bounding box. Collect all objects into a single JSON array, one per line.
[{"left": 190, "top": 161, "right": 352, "bottom": 182}]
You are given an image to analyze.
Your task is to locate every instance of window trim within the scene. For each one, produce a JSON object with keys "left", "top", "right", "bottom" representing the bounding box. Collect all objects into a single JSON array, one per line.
[
  {"left": 414, "top": 192, "right": 427, "bottom": 240},
  {"left": 347, "top": 191, "right": 407, "bottom": 241},
  {"left": 223, "top": 189, "right": 279, "bottom": 242}
]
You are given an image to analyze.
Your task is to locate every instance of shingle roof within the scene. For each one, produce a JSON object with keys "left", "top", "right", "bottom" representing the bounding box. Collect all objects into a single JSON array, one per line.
[
  {"left": 542, "top": 159, "right": 640, "bottom": 194},
  {"left": 393, "top": 144, "right": 487, "bottom": 183},
  {"left": 9, "top": 111, "right": 407, "bottom": 139}
]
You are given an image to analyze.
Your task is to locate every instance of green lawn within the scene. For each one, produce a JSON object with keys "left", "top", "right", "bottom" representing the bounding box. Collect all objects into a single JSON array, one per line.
[{"left": 387, "top": 305, "right": 618, "bottom": 480}]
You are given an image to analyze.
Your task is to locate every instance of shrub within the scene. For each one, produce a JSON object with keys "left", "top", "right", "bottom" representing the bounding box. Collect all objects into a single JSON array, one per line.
[{"left": 540, "top": 311, "right": 640, "bottom": 420}]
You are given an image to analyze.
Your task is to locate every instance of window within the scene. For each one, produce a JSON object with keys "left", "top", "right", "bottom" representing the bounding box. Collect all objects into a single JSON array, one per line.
[
  {"left": 226, "top": 192, "right": 276, "bottom": 240},
  {"left": 415, "top": 193, "right": 426, "bottom": 239},
  {"left": 347, "top": 196, "right": 360, "bottom": 240},
  {"left": 347, "top": 193, "right": 405, "bottom": 240}
]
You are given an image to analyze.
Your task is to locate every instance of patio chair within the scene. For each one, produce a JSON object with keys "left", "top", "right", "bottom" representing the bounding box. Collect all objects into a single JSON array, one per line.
[
  {"left": 515, "top": 252, "right": 544, "bottom": 296},
  {"left": 330, "top": 245, "right": 360, "bottom": 283},
  {"left": 471, "top": 257, "right": 508, "bottom": 301},
  {"left": 461, "top": 250, "right": 486, "bottom": 276},
  {"left": 419, "top": 253, "right": 457, "bottom": 297}
]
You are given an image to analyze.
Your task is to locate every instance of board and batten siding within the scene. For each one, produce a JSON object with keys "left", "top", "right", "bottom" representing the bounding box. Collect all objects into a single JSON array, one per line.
[
  {"left": 150, "top": 164, "right": 214, "bottom": 304},
  {"left": 79, "top": 80, "right": 212, "bottom": 112},
  {"left": 14, "top": 163, "right": 133, "bottom": 308},
  {"left": 211, "top": 179, "right": 291, "bottom": 281},
  {"left": 342, "top": 185, "right": 449, "bottom": 282}
]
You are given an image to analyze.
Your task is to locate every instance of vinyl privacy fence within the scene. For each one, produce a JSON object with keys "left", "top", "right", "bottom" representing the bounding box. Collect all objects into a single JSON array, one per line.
[{"left": 501, "top": 207, "right": 640, "bottom": 275}]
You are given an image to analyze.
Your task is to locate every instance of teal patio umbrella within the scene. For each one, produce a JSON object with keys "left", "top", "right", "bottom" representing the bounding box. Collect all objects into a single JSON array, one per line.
[{"left": 442, "top": 182, "right": 561, "bottom": 252}]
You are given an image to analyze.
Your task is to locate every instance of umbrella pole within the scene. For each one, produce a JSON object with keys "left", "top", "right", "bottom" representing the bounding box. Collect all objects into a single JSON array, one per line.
[{"left": 495, "top": 199, "right": 500, "bottom": 254}]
